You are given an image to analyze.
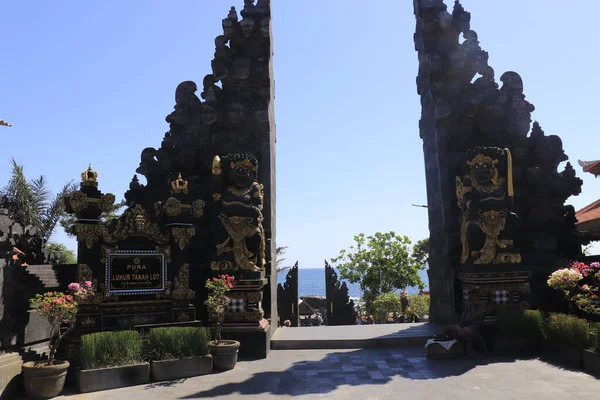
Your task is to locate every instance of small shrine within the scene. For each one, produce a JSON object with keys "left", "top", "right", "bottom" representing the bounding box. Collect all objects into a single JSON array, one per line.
[{"left": 64, "top": 0, "right": 276, "bottom": 358}]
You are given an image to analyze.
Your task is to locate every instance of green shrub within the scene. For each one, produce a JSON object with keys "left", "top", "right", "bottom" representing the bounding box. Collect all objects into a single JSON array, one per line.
[
  {"left": 497, "top": 310, "right": 543, "bottom": 340},
  {"left": 372, "top": 293, "right": 401, "bottom": 324},
  {"left": 594, "top": 323, "right": 600, "bottom": 354},
  {"left": 407, "top": 295, "right": 430, "bottom": 318},
  {"left": 80, "top": 330, "right": 143, "bottom": 370},
  {"left": 544, "top": 313, "right": 592, "bottom": 348},
  {"left": 149, "top": 327, "right": 211, "bottom": 361}
]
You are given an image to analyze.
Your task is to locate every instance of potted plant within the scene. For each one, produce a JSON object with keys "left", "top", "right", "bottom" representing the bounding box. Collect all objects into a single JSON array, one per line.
[
  {"left": 205, "top": 274, "right": 240, "bottom": 370},
  {"left": 149, "top": 326, "right": 212, "bottom": 381},
  {"left": 494, "top": 310, "right": 543, "bottom": 357},
  {"left": 542, "top": 312, "right": 591, "bottom": 369},
  {"left": 76, "top": 330, "right": 149, "bottom": 393},
  {"left": 22, "top": 281, "right": 93, "bottom": 399},
  {"left": 583, "top": 323, "right": 600, "bottom": 375}
]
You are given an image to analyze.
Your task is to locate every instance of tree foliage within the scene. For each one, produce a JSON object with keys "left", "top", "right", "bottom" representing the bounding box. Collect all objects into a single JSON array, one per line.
[
  {"left": 3, "top": 159, "right": 76, "bottom": 245},
  {"left": 45, "top": 242, "right": 77, "bottom": 264},
  {"left": 372, "top": 292, "right": 401, "bottom": 324},
  {"left": 276, "top": 246, "right": 290, "bottom": 274},
  {"left": 407, "top": 294, "right": 430, "bottom": 318},
  {"left": 330, "top": 232, "right": 426, "bottom": 310}
]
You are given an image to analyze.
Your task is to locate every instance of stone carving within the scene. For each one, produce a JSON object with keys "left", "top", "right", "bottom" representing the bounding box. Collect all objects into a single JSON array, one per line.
[
  {"left": 277, "top": 261, "right": 299, "bottom": 327},
  {"left": 171, "top": 264, "right": 195, "bottom": 301},
  {"left": 456, "top": 147, "right": 520, "bottom": 265},
  {"left": 211, "top": 153, "right": 265, "bottom": 272},
  {"left": 325, "top": 260, "right": 356, "bottom": 326}
]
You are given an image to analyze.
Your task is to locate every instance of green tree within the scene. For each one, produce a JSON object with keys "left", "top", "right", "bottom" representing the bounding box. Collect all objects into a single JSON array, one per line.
[
  {"left": 372, "top": 292, "right": 401, "bottom": 324},
  {"left": 411, "top": 237, "right": 429, "bottom": 267},
  {"left": 3, "top": 159, "right": 76, "bottom": 245},
  {"left": 45, "top": 242, "right": 77, "bottom": 264},
  {"left": 330, "top": 232, "right": 426, "bottom": 312}
]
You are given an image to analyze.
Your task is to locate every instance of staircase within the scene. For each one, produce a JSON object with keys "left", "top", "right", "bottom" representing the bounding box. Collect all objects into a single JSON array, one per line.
[{"left": 23, "top": 265, "right": 60, "bottom": 289}]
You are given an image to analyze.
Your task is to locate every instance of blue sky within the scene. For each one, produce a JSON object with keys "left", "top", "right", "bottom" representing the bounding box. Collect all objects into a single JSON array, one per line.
[{"left": 0, "top": 0, "right": 598, "bottom": 269}]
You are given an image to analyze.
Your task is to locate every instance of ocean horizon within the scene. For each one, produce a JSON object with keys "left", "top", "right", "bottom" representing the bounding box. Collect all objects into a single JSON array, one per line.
[{"left": 276, "top": 267, "right": 430, "bottom": 299}]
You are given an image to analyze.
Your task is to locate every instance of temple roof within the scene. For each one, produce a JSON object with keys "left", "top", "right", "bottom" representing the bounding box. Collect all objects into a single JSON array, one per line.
[
  {"left": 578, "top": 159, "right": 600, "bottom": 176},
  {"left": 576, "top": 199, "right": 600, "bottom": 227}
]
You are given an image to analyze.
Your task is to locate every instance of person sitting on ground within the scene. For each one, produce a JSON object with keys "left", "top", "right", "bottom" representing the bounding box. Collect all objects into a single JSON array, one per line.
[
  {"left": 443, "top": 288, "right": 486, "bottom": 340},
  {"left": 283, "top": 320, "right": 291, "bottom": 327}
]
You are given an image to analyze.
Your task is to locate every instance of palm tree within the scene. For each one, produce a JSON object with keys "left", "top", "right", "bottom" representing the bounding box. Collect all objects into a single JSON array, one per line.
[
  {"left": 3, "top": 158, "right": 76, "bottom": 245},
  {"left": 276, "top": 246, "right": 290, "bottom": 274}
]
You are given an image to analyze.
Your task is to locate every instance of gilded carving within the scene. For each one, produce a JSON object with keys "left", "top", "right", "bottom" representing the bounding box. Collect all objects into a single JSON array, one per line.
[
  {"left": 171, "top": 264, "right": 195, "bottom": 300},
  {"left": 99, "top": 193, "right": 116, "bottom": 213},
  {"left": 77, "top": 264, "right": 93, "bottom": 283},
  {"left": 156, "top": 245, "right": 172, "bottom": 262},
  {"left": 164, "top": 197, "right": 182, "bottom": 217},
  {"left": 171, "top": 173, "right": 189, "bottom": 194},
  {"left": 457, "top": 147, "right": 520, "bottom": 265},
  {"left": 81, "top": 164, "right": 98, "bottom": 186},
  {"left": 107, "top": 204, "right": 169, "bottom": 245},
  {"left": 74, "top": 223, "right": 109, "bottom": 249},
  {"left": 192, "top": 199, "right": 205, "bottom": 217},
  {"left": 100, "top": 245, "right": 119, "bottom": 263},
  {"left": 70, "top": 191, "right": 88, "bottom": 212},
  {"left": 211, "top": 153, "right": 266, "bottom": 272},
  {"left": 171, "top": 227, "right": 195, "bottom": 250}
]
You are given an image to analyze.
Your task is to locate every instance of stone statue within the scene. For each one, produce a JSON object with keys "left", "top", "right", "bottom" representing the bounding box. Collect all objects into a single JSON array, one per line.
[
  {"left": 211, "top": 153, "right": 265, "bottom": 272},
  {"left": 456, "top": 147, "right": 521, "bottom": 265}
]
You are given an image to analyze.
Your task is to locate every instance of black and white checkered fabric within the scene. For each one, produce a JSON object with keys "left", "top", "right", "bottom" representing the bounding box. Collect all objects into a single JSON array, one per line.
[
  {"left": 228, "top": 298, "right": 246, "bottom": 312},
  {"left": 494, "top": 290, "right": 509, "bottom": 304},
  {"left": 463, "top": 289, "right": 470, "bottom": 301}
]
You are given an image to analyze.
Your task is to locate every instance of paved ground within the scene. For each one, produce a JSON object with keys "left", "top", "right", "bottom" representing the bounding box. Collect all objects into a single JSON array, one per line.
[{"left": 49, "top": 347, "right": 600, "bottom": 400}]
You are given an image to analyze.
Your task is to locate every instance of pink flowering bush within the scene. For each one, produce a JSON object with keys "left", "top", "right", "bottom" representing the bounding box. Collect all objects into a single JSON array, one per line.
[
  {"left": 548, "top": 261, "right": 600, "bottom": 315},
  {"left": 29, "top": 281, "right": 95, "bottom": 364},
  {"left": 205, "top": 274, "right": 234, "bottom": 344}
]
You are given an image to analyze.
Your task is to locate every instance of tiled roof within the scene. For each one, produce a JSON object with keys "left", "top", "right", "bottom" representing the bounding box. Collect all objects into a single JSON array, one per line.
[
  {"left": 576, "top": 199, "right": 600, "bottom": 225},
  {"left": 578, "top": 159, "right": 600, "bottom": 176}
]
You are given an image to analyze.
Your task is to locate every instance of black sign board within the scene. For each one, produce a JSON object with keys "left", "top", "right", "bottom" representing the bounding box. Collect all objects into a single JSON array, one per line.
[{"left": 106, "top": 252, "right": 165, "bottom": 295}]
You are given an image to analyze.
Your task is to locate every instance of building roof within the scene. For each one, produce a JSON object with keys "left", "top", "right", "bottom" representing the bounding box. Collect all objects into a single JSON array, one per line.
[
  {"left": 576, "top": 199, "right": 600, "bottom": 226},
  {"left": 0, "top": 120, "right": 11, "bottom": 127},
  {"left": 579, "top": 159, "right": 600, "bottom": 176}
]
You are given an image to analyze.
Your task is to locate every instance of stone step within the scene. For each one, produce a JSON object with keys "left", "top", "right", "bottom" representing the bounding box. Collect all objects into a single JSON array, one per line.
[{"left": 0, "top": 352, "right": 23, "bottom": 397}]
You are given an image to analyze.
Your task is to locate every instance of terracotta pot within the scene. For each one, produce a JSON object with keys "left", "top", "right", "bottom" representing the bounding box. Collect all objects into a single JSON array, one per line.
[
  {"left": 210, "top": 340, "right": 240, "bottom": 370},
  {"left": 22, "top": 360, "right": 69, "bottom": 399}
]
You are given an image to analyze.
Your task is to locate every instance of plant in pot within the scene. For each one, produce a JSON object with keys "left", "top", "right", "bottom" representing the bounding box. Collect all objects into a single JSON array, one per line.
[
  {"left": 542, "top": 312, "right": 591, "bottom": 369},
  {"left": 205, "top": 274, "right": 240, "bottom": 370},
  {"left": 77, "top": 330, "right": 148, "bottom": 393},
  {"left": 149, "top": 326, "right": 212, "bottom": 381},
  {"left": 494, "top": 310, "right": 543, "bottom": 357},
  {"left": 22, "top": 281, "right": 93, "bottom": 399}
]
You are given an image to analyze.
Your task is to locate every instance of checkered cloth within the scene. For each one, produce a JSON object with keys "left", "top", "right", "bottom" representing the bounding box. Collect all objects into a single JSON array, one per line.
[
  {"left": 463, "top": 289, "right": 470, "bottom": 301},
  {"left": 228, "top": 298, "right": 246, "bottom": 312},
  {"left": 511, "top": 291, "right": 520, "bottom": 302},
  {"left": 494, "top": 290, "right": 509, "bottom": 304}
]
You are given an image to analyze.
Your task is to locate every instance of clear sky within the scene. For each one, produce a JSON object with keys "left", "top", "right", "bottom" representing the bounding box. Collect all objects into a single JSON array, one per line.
[{"left": 0, "top": 0, "right": 598, "bottom": 269}]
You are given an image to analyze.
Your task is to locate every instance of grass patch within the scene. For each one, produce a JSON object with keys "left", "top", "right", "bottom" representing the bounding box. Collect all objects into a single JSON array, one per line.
[
  {"left": 80, "top": 330, "right": 143, "bottom": 370},
  {"left": 544, "top": 313, "right": 592, "bottom": 348},
  {"left": 149, "top": 327, "right": 211, "bottom": 361},
  {"left": 497, "top": 310, "right": 543, "bottom": 340}
]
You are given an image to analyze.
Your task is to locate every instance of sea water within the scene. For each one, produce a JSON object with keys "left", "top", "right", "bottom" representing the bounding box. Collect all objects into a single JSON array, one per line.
[{"left": 276, "top": 268, "right": 429, "bottom": 299}]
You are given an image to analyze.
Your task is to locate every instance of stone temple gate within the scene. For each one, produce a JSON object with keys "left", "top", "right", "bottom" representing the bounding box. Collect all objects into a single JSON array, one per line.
[
  {"left": 414, "top": 0, "right": 584, "bottom": 325},
  {"left": 57, "top": 0, "right": 587, "bottom": 361},
  {"left": 64, "top": 0, "right": 277, "bottom": 358}
]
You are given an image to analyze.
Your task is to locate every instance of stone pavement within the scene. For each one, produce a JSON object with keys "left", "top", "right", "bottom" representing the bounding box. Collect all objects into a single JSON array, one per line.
[{"left": 48, "top": 347, "right": 600, "bottom": 400}]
